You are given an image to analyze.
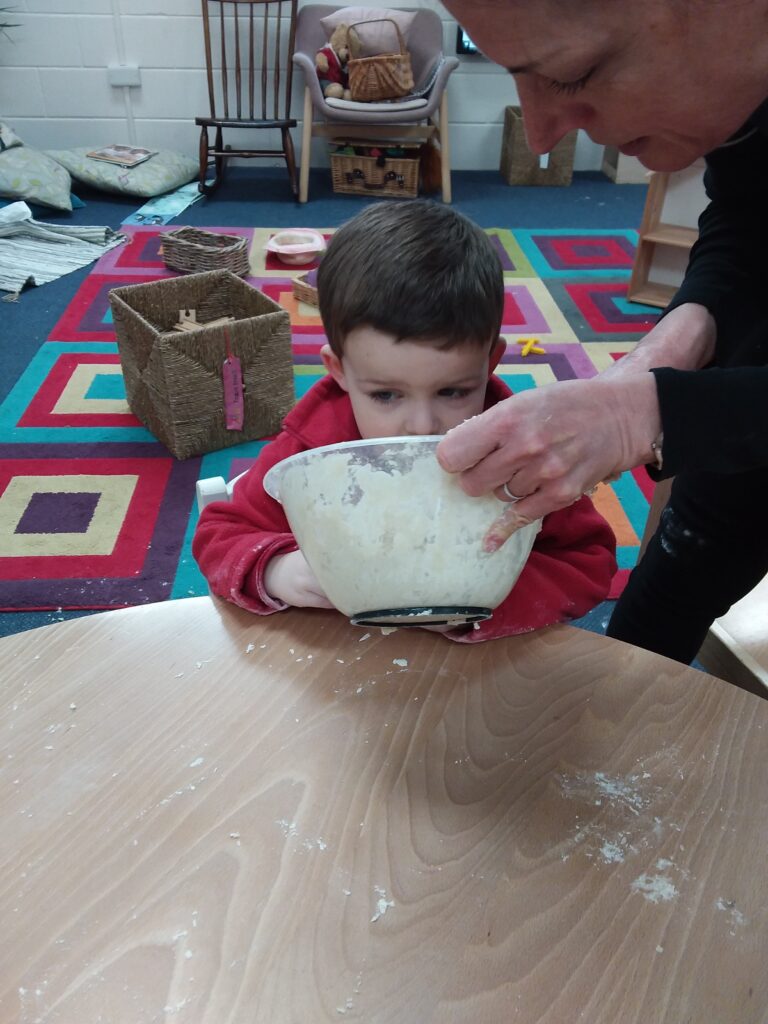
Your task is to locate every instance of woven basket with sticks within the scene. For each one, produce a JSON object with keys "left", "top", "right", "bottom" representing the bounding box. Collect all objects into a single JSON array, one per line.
[{"left": 108, "top": 270, "right": 293, "bottom": 459}]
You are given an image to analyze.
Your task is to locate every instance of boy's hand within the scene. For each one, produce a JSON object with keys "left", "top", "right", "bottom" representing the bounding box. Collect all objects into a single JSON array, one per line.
[{"left": 264, "top": 550, "right": 336, "bottom": 609}]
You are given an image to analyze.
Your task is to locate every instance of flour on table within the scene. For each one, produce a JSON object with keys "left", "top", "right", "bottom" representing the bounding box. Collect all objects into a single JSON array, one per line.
[
  {"left": 630, "top": 873, "right": 679, "bottom": 903},
  {"left": 715, "top": 897, "right": 746, "bottom": 934},
  {"left": 558, "top": 769, "right": 656, "bottom": 815},
  {"left": 599, "top": 840, "right": 626, "bottom": 864},
  {"left": 558, "top": 767, "right": 670, "bottom": 864},
  {"left": 371, "top": 886, "right": 395, "bottom": 922},
  {"left": 276, "top": 819, "right": 327, "bottom": 851}
]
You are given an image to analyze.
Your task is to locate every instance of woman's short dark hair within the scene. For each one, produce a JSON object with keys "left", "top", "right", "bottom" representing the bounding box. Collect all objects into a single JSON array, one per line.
[{"left": 317, "top": 199, "right": 504, "bottom": 356}]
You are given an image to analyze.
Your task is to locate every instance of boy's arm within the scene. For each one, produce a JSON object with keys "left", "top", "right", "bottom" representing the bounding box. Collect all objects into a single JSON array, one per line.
[
  {"left": 444, "top": 496, "right": 616, "bottom": 644},
  {"left": 192, "top": 434, "right": 305, "bottom": 614}
]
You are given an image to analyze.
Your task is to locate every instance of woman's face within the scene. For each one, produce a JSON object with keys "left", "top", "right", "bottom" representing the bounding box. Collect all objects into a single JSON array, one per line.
[{"left": 444, "top": 0, "right": 768, "bottom": 170}]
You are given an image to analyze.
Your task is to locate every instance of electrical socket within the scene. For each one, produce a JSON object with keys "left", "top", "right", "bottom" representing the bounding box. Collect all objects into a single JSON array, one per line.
[{"left": 108, "top": 64, "right": 141, "bottom": 88}]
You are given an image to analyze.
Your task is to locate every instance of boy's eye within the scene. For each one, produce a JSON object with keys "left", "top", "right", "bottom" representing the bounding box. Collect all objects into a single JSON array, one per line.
[
  {"left": 369, "top": 390, "right": 398, "bottom": 403},
  {"left": 547, "top": 69, "right": 594, "bottom": 95},
  {"left": 438, "top": 387, "right": 472, "bottom": 399}
]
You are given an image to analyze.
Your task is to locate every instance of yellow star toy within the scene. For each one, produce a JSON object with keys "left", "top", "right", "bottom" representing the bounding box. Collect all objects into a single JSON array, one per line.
[{"left": 516, "top": 337, "right": 546, "bottom": 357}]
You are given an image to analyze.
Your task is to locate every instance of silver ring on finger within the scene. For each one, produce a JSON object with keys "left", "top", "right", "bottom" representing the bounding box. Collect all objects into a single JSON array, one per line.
[{"left": 502, "top": 482, "right": 525, "bottom": 502}]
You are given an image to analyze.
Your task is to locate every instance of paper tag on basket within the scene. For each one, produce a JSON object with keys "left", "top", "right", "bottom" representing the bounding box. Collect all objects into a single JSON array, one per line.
[{"left": 222, "top": 356, "right": 244, "bottom": 431}]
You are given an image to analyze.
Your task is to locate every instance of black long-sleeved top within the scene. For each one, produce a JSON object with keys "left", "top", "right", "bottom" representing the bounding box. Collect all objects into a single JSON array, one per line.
[{"left": 648, "top": 100, "right": 768, "bottom": 478}]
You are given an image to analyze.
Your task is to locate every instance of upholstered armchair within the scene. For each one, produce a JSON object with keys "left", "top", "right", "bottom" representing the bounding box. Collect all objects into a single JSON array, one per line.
[{"left": 293, "top": 5, "right": 459, "bottom": 201}]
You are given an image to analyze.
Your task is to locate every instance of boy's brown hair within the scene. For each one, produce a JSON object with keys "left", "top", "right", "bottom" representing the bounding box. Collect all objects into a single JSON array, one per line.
[{"left": 317, "top": 199, "right": 504, "bottom": 357}]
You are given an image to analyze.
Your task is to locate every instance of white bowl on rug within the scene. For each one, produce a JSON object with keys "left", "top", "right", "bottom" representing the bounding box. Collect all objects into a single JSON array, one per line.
[
  {"left": 263, "top": 436, "right": 541, "bottom": 628},
  {"left": 265, "top": 229, "right": 326, "bottom": 265}
]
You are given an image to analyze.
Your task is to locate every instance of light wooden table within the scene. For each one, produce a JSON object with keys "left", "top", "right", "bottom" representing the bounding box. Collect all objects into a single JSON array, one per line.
[{"left": 2, "top": 598, "right": 767, "bottom": 1024}]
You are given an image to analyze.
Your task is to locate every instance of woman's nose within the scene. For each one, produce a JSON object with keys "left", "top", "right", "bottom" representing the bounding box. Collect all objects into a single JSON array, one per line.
[{"left": 515, "top": 77, "right": 593, "bottom": 155}]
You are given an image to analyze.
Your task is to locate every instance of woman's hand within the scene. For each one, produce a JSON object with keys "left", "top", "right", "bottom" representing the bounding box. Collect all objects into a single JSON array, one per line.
[
  {"left": 264, "top": 550, "right": 336, "bottom": 609},
  {"left": 437, "top": 372, "right": 662, "bottom": 550},
  {"left": 437, "top": 303, "right": 716, "bottom": 551}
]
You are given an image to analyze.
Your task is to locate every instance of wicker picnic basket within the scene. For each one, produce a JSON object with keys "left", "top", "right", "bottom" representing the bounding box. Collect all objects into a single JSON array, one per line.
[
  {"left": 108, "top": 270, "right": 293, "bottom": 459},
  {"left": 330, "top": 146, "right": 419, "bottom": 198},
  {"left": 347, "top": 19, "right": 414, "bottom": 102},
  {"left": 162, "top": 226, "right": 250, "bottom": 276}
]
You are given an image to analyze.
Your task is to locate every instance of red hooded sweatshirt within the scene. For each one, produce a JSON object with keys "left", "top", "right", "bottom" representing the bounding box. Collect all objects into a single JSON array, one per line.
[{"left": 193, "top": 375, "right": 616, "bottom": 642}]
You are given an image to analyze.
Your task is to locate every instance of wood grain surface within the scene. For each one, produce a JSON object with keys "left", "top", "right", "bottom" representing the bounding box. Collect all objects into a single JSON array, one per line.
[{"left": 1, "top": 598, "right": 767, "bottom": 1024}]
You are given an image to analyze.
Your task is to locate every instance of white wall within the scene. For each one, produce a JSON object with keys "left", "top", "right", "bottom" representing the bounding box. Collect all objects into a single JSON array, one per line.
[{"left": 0, "top": 0, "right": 604, "bottom": 171}]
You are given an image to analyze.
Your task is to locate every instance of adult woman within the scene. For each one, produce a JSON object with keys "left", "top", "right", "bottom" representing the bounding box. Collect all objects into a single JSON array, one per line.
[{"left": 436, "top": 0, "right": 768, "bottom": 664}]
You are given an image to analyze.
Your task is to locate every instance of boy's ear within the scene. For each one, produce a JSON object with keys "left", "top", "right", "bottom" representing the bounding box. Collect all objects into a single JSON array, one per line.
[
  {"left": 488, "top": 337, "right": 506, "bottom": 375},
  {"left": 320, "top": 343, "right": 349, "bottom": 392}
]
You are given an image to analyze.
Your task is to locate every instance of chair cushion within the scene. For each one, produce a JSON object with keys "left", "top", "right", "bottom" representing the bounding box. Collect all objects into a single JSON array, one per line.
[
  {"left": 0, "top": 122, "right": 73, "bottom": 211},
  {"left": 46, "top": 148, "right": 198, "bottom": 198},
  {"left": 325, "top": 96, "right": 428, "bottom": 112},
  {"left": 320, "top": 7, "right": 415, "bottom": 55}
]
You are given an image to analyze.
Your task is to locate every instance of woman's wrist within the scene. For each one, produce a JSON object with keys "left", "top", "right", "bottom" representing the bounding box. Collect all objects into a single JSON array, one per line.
[
  {"left": 602, "top": 302, "right": 716, "bottom": 378},
  {"left": 600, "top": 371, "right": 663, "bottom": 471}
]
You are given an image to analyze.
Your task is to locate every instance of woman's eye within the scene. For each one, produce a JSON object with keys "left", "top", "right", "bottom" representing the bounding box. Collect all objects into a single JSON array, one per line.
[{"left": 547, "top": 69, "right": 594, "bottom": 95}]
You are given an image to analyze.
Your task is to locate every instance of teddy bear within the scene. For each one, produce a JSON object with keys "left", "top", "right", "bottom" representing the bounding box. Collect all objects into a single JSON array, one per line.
[{"left": 315, "top": 23, "right": 356, "bottom": 100}]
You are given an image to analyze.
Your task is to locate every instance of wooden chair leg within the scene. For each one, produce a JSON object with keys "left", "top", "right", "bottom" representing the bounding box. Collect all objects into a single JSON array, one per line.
[
  {"left": 283, "top": 127, "right": 299, "bottom": 197},
  {"left": 438, "top": 92, "right": 452, "bottom": 204},
  {"left": 299, "top": 87, "right": 313, "bottom": 203},
  {"left": 198, "top": 126, "right": 210, "bottom": 195},
  {"left": 199, "top": 126, "right": 226, "bottom": 196},
  {"left": 214, "top": 126, "right": 226, "bottom": 186}
]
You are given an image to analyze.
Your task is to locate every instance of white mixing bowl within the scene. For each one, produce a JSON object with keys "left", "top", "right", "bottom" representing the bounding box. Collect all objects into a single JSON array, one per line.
[{"left": 263, "top": 436, "right": 540, "bottom": 628}]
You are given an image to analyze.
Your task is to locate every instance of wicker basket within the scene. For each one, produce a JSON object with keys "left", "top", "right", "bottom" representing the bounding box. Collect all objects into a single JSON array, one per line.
[
  {"left": 108, "top": 270, "right": 293, "bottom": 459},
  {"left": 292, "top": 269, "right": 319, "bottom": 306},
  {"left": 162, "top": 227, "right": 251, "bottom": 276},
  {"left": 499, "top": 106, "right": 577, "bottom": 186},
  {"left": 347, "top": 19, "right": 414, "bottom": 101},
  {"left": 330, "top": 147, "right": 419, "bottom": 198}
]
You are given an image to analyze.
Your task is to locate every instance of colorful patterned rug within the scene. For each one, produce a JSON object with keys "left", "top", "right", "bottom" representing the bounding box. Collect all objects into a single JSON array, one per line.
[{"left": 0, "top": 226, "right": 660, "bottom": 610}]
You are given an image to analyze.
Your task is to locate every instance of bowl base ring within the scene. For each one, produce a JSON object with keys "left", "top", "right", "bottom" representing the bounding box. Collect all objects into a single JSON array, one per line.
[{"left": 350, "top": 606, "right": 492, "bottom": 629}]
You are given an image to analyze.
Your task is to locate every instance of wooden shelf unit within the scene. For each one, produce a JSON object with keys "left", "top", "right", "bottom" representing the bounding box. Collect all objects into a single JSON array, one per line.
[{"left": 627, "top": 170, "right": 701, "bottom": 309}]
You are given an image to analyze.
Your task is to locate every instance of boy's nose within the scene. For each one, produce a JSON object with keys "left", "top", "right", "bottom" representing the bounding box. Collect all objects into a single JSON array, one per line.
[
  {"left": 515, "top": 77, "right": 593, "bottom": 155},
  {"left": 404, "top": 403, "right": 440, "bottom": 436}
]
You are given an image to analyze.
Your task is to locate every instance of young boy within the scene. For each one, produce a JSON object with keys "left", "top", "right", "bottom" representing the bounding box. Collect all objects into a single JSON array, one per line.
[{"left": 193, "top": 201, "right": 616, "bottom": 641}]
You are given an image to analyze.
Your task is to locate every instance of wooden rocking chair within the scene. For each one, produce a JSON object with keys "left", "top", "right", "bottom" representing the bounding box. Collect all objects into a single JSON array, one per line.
[{"left": 196, "top": 0, "right": 299, "bottom": 197}]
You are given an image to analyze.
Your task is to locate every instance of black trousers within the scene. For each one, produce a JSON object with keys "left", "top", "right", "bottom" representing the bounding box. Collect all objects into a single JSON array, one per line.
[
  {"left": 608, "top": 286, "right": 768, "bottom": 665},
  {"left": 607, "top": 465, "right": 768, "bottom": 663}
]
